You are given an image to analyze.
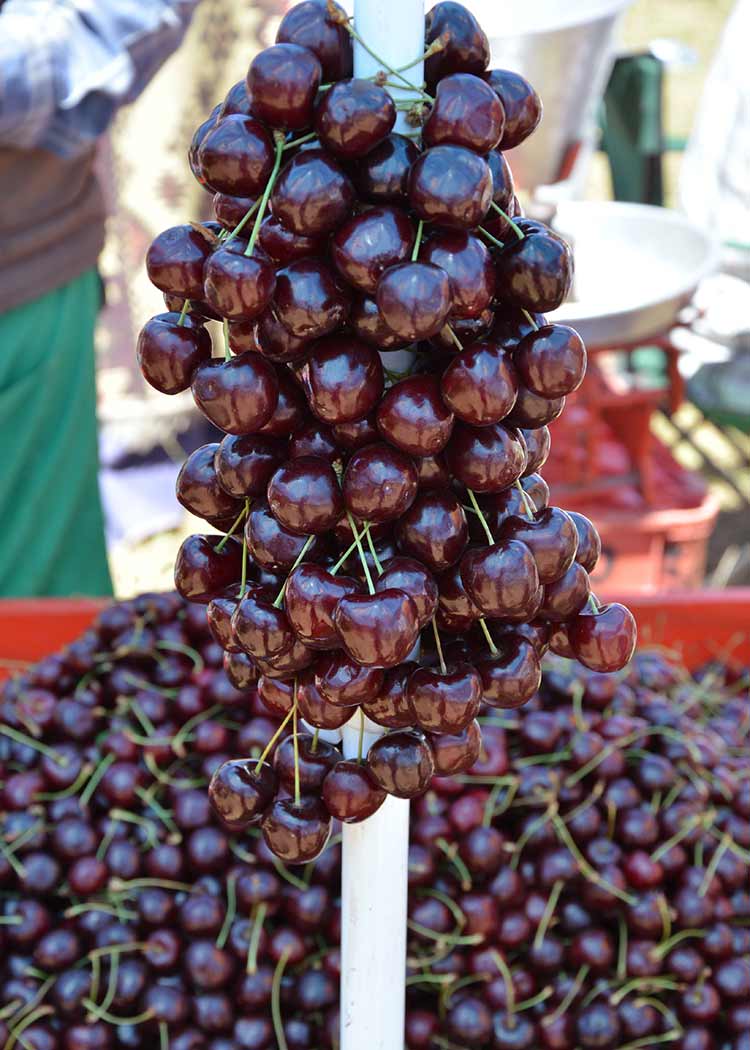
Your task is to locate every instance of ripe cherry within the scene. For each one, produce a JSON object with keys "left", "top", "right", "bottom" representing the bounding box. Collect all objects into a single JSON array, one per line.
[{"left": 321, "top": 760, "right": 386, "bottom": 823}]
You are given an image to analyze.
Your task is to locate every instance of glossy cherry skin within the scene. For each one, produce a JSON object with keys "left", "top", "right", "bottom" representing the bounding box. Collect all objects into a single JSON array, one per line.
[
  {"left": 521, "top": 426, "right": 550, "bottom": 476},
  {"left": 245, "top": 500, "right": 325, "bottom": 572},
  {"left": 407, "top": 663, "right": 482, "bottom": 734},
  {"left": 349, "top": 295, "right": 407, "bottom": 350},
  {"left": 505, "top": 385, "right": 565, "bottom": 429},
  {"left": 376, "top": 261, "right": 452, "bottom": 341},
  {"left": 283, "top": 563, "right": 360, "bottom": 650},
  {"left": 333, "top": 589, "right": 420, "bottom": 668},
  {"left": 539, "top": 561, "right": 591, "bottom": 621},
  {"left": 296, "top": 673, "right": 352, "bottom": 729},
  {"left": 197, "top": 115, "right": 274, "bottom": 196},
  {"left": 261, "top": 796, "right": 331, "bottom": 864},
  {"left": 274, "top": 734, "right": 338, "bottom": 793},
  {"left": 273, "top": 257, "right": 351, "bottom": 340},
  {"left": 315, "top": 79, "right": 396, "bottom": 158},
  {"left": 206, "top": 593, "right": 241, "bottom": 652},
  {"left": 146, "top": 225, "right": 215, "bottom": 300},
  {"left": 232, "top": 588, "right": 295, "bottom": 660},
  {"left": 487, "top": 149, "right": 515, "bottom": 213},
  {"left": 362, "top": 662, "right": 418, "bottom": 728},
  {"left": 499, "top": 507, "right": 578, "bottom": 584},
  {"left": 208, "top": 759, "right": 276, "bottom": 830},
  {"left": 267, "top": 456, "right": 343, "bottom": 535},
  {"left": 409, "top": 146, "right": 492, "bottom": 229},
  {"left": 436, "top": 560, "right": 482, "bottom": 632},
  {"left": 224, "top": 649, "right": 259, "bottom": 689},
  {"left": 174, "top": 535, "right": 242, "bottom": 603},
  {"left": 495, "top": 228, "right": 573, "bottom": 313},
  {"left": 367, "top": 730, "right": 435, "bottom": 799},
  {"left": 304, "top": 335, "right": 384, "bottom": 424},
  {"left": 191, "top": 353, "right": 279, "bottom": 436},
  {"left": 271, "top": 148, "right": 355, "bottom": 237},
  {"left": 424, "top": 2, "right": 490, "bottom": 89},
  {"left": 354, "top": 133, "right": 420, "bottom": 203},
  {"left": 568, "top": 602, "right": 637, "bottom": 673},
  {"left": 213, "top": 191, "right": 257, "bottom": 230},
  {"left": 461, "top": 539, "right": 541, "bottom": 620},
  {"left": 314, "top": 651, "right": 384, "bottom": 706},
  {"left": 375, "top": 556, "right": 438, "bottom": 629},
  {"left": 276, "top": 0, "right": 352, "bottom": 82},
  {"left": 514, "top": 323, "right": 587, "bottom": 399},
  {"left": 429, "top": 719, "right": 482, "bottom": 776},
  {"left": 421, "top": 230, "right": 495, "bottom": 320},
  {"left": 214, "top": 434, "right": 285, "bottom": 498},
  {"left": 377, "top": 375, "right": 454, "bottom": 456},
  {"left": 289, "top": 421, "right": 340, "bottom": 465},
  {"left": 424, "top": 72, "right": 504, "bottom": 153},
  {"left": 331, "top": 206, "right": 414, "bottom": 295},
  {"left": 189, "top": 107, "right": 221, "bottom": 184},
  {"left": 258, "top": 215, "right": 323, "bottom": 266},
  {"left": 343, "top": 443, "right": 418, "bottom": 524},
  {"left": 441, "top": 341, "right": 518, "bottom": 425},
  {"left": 136, "top": 312, "right": 211, "bottom": 395},
  {"left": 257, "top": 371, "right": 308, "bottom": 439},
  {"left": 203, "top": 242, "right": 276, "bottom": 322},
  {"left": 322, "top": 760, "right": 387, "bottom": 823},
  {"left": 332, "top": 413, "right": 380, "bottom": 451},
  {"left": 247, "top": 42, "right": 321, "bottom": 130},
  {"left": 414, "top": 453, "right": 452, "bottom": 491},
  {"left": 255, "top": 309, "right": 309, "bottom": 364},
  {"left": 569, "top": 511, "right": 601, "bottom": 573},
  {"left": 446, "top": 422, "right": 527, "bottom": 493},
  {"left": 176, "top": 444, "right": 241, "bottom": 521},
  {"left": 483, "top": 69, "right": 543, "bottom": 149},
  {"left": 477, "top": 636, "right": 542, "bottom": 708},
  {"left": 397, "top": 490, "right": 468, "bottom": 572}
]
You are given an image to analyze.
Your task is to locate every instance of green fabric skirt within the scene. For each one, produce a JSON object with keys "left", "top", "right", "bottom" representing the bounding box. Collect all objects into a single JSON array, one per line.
[{"left": 0, "top": 268, "right": 113, "bottom": 597}]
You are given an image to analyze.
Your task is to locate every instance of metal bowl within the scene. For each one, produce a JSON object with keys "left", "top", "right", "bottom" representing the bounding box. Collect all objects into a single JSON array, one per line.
[{"left": 550, "top": 201, "right": 720, "bottom": 346}]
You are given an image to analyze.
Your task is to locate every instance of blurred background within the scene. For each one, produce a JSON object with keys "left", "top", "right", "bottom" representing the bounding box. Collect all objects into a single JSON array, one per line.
[{"left": 4, "top": 0, "right": 749, "bottom": 597}]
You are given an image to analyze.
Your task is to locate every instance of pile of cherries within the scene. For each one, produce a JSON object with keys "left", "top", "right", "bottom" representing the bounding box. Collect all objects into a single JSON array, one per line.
[
  {"left": 1, "top": 600, "right": 748, "bottom": 1050},
  {"left": 137, "top": 0, "right": 636, "bottom": 864}
]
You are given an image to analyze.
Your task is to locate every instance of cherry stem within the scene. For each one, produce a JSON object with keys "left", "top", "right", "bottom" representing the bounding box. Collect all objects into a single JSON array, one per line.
[
  {"left": 411, "top": 219, "right": 425, "bottom": 261},
  {"left": 0, "top": 724, "right": 67, "bottom": 765},
  {"left": 542, "top": 964, "right": 589, "bottom": 1027},
  {"left": 177, "top": 299, "right": 191, "bottom": 325},
  {"left": 490, "top": 200, "right": 524, "bottom": 239},
  {"left": 330, "top": 522, "right": 372, "bottom": 575},
  {"left": 79, "top": 752, "right": 115, "bottom": 809},
  {"left": 466, "top": 488, "right": 494, "bottom": 544},
  {"left": 292, "top": 681, "right": 301, "bottom": 805},
  {"left": 222, "top": 319, "right": 232, "bottom": 362},
  {"left": 224, "top": 197, "right": 261, "bottom": 246},
  {"left": 552, "top": 813, "right": 635, "bottom": 905},
  {"left": 586, "top": 593, "right": 599, "bottom": 614},
  {"left": 513, "top": 480, "right": 536, "bottom": 521},
  {"left": 311, "top": 728, "right": 319, "bottom": 754},
  {"left": 431, "top": 617, "right": 447, "bottom": 674},
  {"left": 652, "top": 926, "right": 707, "bottom": 960},
  {"left": 346, "top": 511, "right": 375, "bottom": 594},
  {"left": 271, "top": 948, "right": 292, "bottom": 1050},
  {"left": 533, "top": 879, "right": 564, "bottom": 949},
  {"left": 336, "top": 14, "right": 433, "bottom": 100},
  {"left": 478, "top": 618, "right": 499, "bottom": 656},
  {"left": 159, "top": 1022, "right": 169, "bottom": 1050},
  {"left": 282, "top": 130, "right": 317, "bottom": 151},
  {"left": 246, "top": 901, "right": 268, "bottom": 974},
  {"left": 215, "top": 503, "right": 248, "bottom": 552},
  {"left": 491, "top": 950, "right": 516, "bottom": 1017},
  {"left": 477, "top": 226, "right": 505, "bottom": 249},
  {"left": 254, "top": 703, "right": 295, "bottom": 774},
  {"left": 273, "top": 534, "right": 315, "bottom": 607},
  {"left": 699, "top": 833, "right": 730, "bottom": 896},
  {"left": 364, "top": 522, "right": 384, "bottom": 575},
  {"left": 239, "top": 508, "right": 250, "bottom": 597},
  {"left": 520, "top": 308, "right": 540, "bottom": 332},
  {"left": 357, "top": 709, "right": 366, "bottom": 764},
  {"left": 215, "top": 873, "right": 237, "bottom": 950},
  {"left": 245, "top": 132, "right": 285, "bottom": 257},
  {"left": 444, "top": 324, "right": 464, "bottom": 351}
]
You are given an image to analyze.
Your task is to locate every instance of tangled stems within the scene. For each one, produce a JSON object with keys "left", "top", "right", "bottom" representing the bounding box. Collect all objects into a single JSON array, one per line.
[
  {"left": 346, "top": 511, "right": 375, "bottom": 594},
  {"left": 215, "top": 502, "right": 249, "bottom": 552}
]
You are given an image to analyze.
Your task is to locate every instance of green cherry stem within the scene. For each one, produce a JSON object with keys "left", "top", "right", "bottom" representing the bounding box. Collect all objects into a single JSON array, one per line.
[
  {"left": 177, "top": 300, "right": 191, "bottom": 325},
  {"left": 513, "top": 480, "right": 536, "bottom": 521},
  {"left": 444, "top": 324, "right": 463, "bottom": 351},
  {"left": 521, "top": 308, "right": 540, "bottom": 332},
  {"left": 490, "top": 200, "right": 524, "bottom": 240},
  {"left": 245, "top": 133, "right": 285, "bottom": 257},
  {"left": 477, "top": 226, "right": 505, "bottom": 250},
  {"left": 282, "top": 130, "right": 317, "bottom": 151},
  {"left": 329, "top": 522, "right": 372, "bottom": 575},
  {"left": 466, "top": 488, "right": 494, "bottom": 544},
  {"left": 411, "top": 219, "right": 425, "bottom": 262},
  {"left": 223, "top": 197, "right": 261, "bottom": 246},
  {"left": 431, "top": 616, "right": 447, "bottom": 675},
  {"left": 254, "top": 703, "right": 296, "bottom": 774},
  {"left": 246, "top": 902, "right": 268, "bottom": 974},
  {"left": 335, "top": 13, "right": 433, "bottom": 100},
  {"left": 271, "top": 948, "right": 292, "bottom": 1050},
  {"left": 478, "top": 618, "right": 499, "bottom": 656},
  {"left": 346, "top": 511, "right": 375, "bottom": 594},
  {"left": 273, "top": 534, "right": 315, "bottom": 607},
  {"left": 223, "top": 320, "right": 232, "bottom": 362},
  {"left": 292, "top": 682, "right": 301, "bottom": 805},
  {"left": 364, "top": 522, "right": 384, "bottom": 575},
  {"left": 357, "top": 709, "right": 366, "bottom": 764}
]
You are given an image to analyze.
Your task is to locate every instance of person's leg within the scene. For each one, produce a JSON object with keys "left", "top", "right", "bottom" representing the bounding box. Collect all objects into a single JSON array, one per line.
[{"left": 0, "top": 269, "right": 113, "bottom": 596}]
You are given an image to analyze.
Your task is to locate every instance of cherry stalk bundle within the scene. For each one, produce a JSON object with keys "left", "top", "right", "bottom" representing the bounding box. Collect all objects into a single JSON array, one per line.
[{"left": 136, "top": 0, "right": 637, "bottom": 864}]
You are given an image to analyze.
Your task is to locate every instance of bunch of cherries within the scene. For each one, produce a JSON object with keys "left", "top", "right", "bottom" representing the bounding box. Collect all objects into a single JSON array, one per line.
[{"left": 136, "top": 0, "right": 636, "bottom": 864}]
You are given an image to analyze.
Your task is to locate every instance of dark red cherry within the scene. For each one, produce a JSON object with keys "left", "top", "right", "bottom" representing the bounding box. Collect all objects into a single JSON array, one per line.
[
  {"left": 262, "top": 796, "right": 331, "bottom": 864},
  {"left": 414, "top": 453, "right": 451, "bottom": 490},
  {"left": 213, "top": 192, "right": 257, "bottom": 231},
  {"left": 487, "top": 149, "right": 515, "bottom": 212},
  {"left": 198, "top": 115, "right": 275, "bottom": 196},
  {"left": 304, "top": 335, "right": 384, "bottom": 424},
  {"left": 273, "top": 257, "right": 351, "bottom": 340},
  {"left": 421, "top": 231, "right": 495, "bottom": 319},
  {"left": 539, "top": 561, "right": 591, "bottom": 621},
  {"left": 495, "top": 229, "right": 573, "bottom": 313},
  {"left": 289, "top": 421, "right": 340, "bottom": 465},
  {"left": 423, "top": 72, "right": 504, "bottom": 153},
  {"left": 267, "top": 456, "right": 343, "bottom": 535},
  {"left": 397, "top": 491, "right": 468, "bottom": 572},
  {"left": 499, "top": 507, "right": 578, "bottom": 583},
  {"left": 349, "top": 295, "right": 407, "bottom": 350},
  {"left": 296, "top": 673, "right": 352, "bottom": 729},
  {"left": 424, "top": 2, "right": 490, "bottom": 89},
  {"left": 429, "top": 719, "right": 482, "bottom": 775},
  {"left": 204, "top": 242, "right": 276, "bottom": 322},
  {"left": 322, "top": 760, "right": 386, "bottom": 823},
  {"left": 136, "top": 312, "right": 211, "bottom": 395},
  {"left": 514, "top": 323, "right": 587, "bottom": 399},
  {"left": 285, "top": 563, "right": 360, "bottom": 650},
  {"left": 375, "top": 556, "right": 438, "bottom": 629},
  {"left": 207, "top": 593, "right": 241, "bottom": 652},
  {"left": 333, "top": 590, "right": 420, "bottom": 668},
  {"left": 232, "top": 588, "right": 295, "bottom": 660},
  {"left": 315, "top": 79, "right": 396, "bottom": 158},
  {"left": 191, "top": 353, "right": 279, "bottom": 435},
  {"left": 407, "top": 663, "right": 482, "bottom": 734},
  {"left": 315, "top": 651, "right": 384, "bottom": 706},
  {"left": 477, "top": 636, "right": 541, "bottom": 709},
  {"left": 274, "top": 734, "right": 338, "bottom": 793},
  {"left": 505, "top": 385, "right": 565, "bottom": 429},
  {"left": 332, "top": 413, "right": 380, "bottom": 451},
  {"left": 276, "top": 0, "right": 353, "bottom": 82},
  {"left": 271, "top": 148, "right": 355, "bottom": 236},
  {"left": 219, "top": 79, "right": 253, "bottom": 118},
  {"left": 223, "top": 649, "right": 259, "bottom": 689},
  {"left": 258, "top": 215, "right": 324, "bottom": 266},
  {"left": 331, "top": 206, "right": 414, "bottom": 295},
  {"left": 441, "top": 341, "right": 518, "bottom": 425},
  {"left": 568, "top": 602, "right": 637, "bottom": 673},
  {"left": 431, "top": 308, "right": 495, "bottom": 352},
  {"left": 215, "top": 434, "right": 286, "bottom": 498},
  {"left": 176, "top": 443, "right": 242, "bottom": 521},
  {"left": 483, "top": 69, "right": 543, "bottom": 149},
  {"left": 189, "top": 107, "right": 221, "bottom": 185},
  {"left": 174, "top": 535, "right": 242, "bottom": 603},
  {"left": 521, "top": 426, "right": 550, "bottom": 475},
  {"left": 460, "top": 539, "right": 541, "bottom": 620},
  {"left": 343, "top": 443, "right": 418, "bottom": 523},
  {"left": 208, "top": 759, "right": 276, "bottom": 829},
  {"left": 146, "top": 225, "right": 215, "bottom": 300},
  {"left": 354, "top": 133, "right": 420, "bottom": 203},
  {"left": 247, "top": 43, "right": 321, "bottom": 130},
  {"left": 376, "top": 262, "right": 452, "bottom": 341},
  {"left": 436, "top": 560, "right": 482, "bottom": 632},
  {"left": 245, "top": 500, "right": 325, "bottom": 572},
  {"left": 362, "top": 662, "right": 418, "bottom": 729},
  {"left": 377, "top": 375, "right": 454, "bottom": 456},
  {"left": 252, "top": 372, "right": 306, "bottom": 435},
  {"left": 446, "top": 422, "right": 527, "bottom": 492},
  {"left": 255, "top": 309, "right": 309, "bottom": 364},
  {"left": 227, "top": 317, "right": 261, "bottom": 353},
  {"left": 367, "top": 730, "right": 435, "bottom": 798},
  {"left": 409, "top": 146, "right": 492, "bottom": 229},
  {"left": 569, "top": 511, "right": 601, "bottom": 573}
]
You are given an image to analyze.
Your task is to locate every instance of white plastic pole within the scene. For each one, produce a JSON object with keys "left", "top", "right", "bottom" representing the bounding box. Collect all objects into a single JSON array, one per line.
[{"left": 340, "top": 6, "right": 426, "bottom": 1048}]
